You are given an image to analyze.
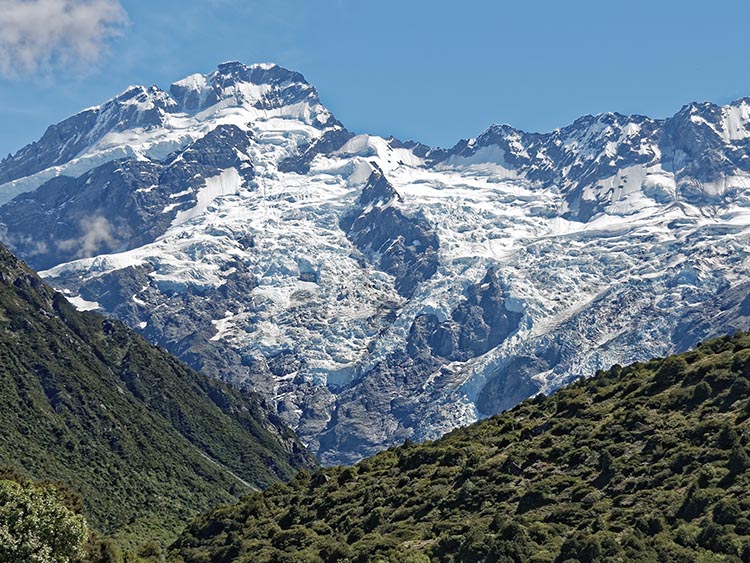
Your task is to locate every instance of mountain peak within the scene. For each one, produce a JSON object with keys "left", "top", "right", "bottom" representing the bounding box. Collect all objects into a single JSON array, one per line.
[
  {"left": 168, "top": 60, "right": 334, "bottom": 126},
  {"left": 213, "top": 60, "right": 308, "bottom": 85},
  {"left": 0, "top": 61, "right": 339, "bottom": 192}
]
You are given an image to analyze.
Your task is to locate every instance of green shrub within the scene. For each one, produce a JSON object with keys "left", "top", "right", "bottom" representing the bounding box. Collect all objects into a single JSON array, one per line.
[{"left": 0, "top": 479, "right": 88, "bottom": 563}]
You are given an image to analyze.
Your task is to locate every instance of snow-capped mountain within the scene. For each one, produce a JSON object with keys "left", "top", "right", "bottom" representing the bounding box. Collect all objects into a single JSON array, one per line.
[{"left": 2, "top": 61, "right": 750, "bottom": 464}]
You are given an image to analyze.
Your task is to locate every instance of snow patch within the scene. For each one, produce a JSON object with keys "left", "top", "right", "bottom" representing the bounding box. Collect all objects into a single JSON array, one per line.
[
  {"left": 172, "top": 168, "right": 242, "bottom": 226},
  {"left": 66, "top": 295, "right": 101, "bottom": 311}
]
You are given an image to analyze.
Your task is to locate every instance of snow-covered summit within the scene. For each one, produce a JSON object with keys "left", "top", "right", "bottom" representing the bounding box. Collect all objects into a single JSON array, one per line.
[
  {"left": 169, "top": 61, "right": 337, "bottom": 127},
  {"left": 0, "top": 62, "right": 340, "bottom": 204}
]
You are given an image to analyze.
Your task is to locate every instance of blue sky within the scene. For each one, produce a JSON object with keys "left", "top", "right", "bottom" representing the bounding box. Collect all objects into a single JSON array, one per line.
[{"left": 2, "top": 0, "right": 750, "bottom": 157}]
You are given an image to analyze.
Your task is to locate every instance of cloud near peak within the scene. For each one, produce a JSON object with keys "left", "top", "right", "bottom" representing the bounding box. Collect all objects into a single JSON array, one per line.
[{"left": 0, "top": 0, "right": 128, "bottom": 78}]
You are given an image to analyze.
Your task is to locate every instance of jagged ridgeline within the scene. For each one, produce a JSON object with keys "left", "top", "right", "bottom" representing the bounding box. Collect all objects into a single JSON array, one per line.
[
  {"left": 6, "top": 61, "right": 750, "bottom": 467},
  {"left": 172, "top": 334, "right": 750, "bottom": 563},
  {"left": 0, "top": 243, "right": 314, "bottom": 547}
]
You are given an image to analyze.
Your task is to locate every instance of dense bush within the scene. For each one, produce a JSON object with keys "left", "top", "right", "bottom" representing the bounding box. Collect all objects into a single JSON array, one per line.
[{"left": 0, "top": 479, "right": 88, "bottom": 563}]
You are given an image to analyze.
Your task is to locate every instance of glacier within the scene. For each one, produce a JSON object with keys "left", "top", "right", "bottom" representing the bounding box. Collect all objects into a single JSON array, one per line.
[{"left": 2, "top": 62, "right": 750, "bottom": 464}]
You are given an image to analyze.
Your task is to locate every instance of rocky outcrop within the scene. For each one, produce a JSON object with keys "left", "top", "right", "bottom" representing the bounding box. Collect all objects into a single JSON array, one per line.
[
  {"left": 340, "top": 167, "right": 439, "bottom": 298},
  {"left": 0, "top": 124, "right": 254, "bottom": 270},
  {"left": 408, "top": 269, "right": 523, "bottom": 361},
  {"left": 278, "top": 127, "right": 355, "bottom": 174}
]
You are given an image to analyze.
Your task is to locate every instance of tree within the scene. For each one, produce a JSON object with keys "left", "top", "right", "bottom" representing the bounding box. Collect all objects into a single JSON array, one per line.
[
  {"left": 728, "top": 445, "right": 750, "bottom": 473},
  {"left": 717, "top": 424, "right": 739, "bottom": 449},
  {"left": 0, "top": 479, "right": 88, "bottom": 563},
  {"left": 655, "top": 357, "right": 687, "bottom": 387},
  {"left": 691, "top": 381, "right": 713, "bottom": 404},
  {"left": 556, "top": 532, "right": 603, "bottom": 563}
]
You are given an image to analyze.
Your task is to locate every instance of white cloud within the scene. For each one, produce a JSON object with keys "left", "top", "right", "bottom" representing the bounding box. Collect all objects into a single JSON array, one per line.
[
  {"left": 0, "top": 0, "right": 127, "bottom": 77},
  {"left": 77, "top": 215, "right": 116, "bottom": 257},
  {"left": 57, "top": 215, "right": 117, "bottom": 257}
]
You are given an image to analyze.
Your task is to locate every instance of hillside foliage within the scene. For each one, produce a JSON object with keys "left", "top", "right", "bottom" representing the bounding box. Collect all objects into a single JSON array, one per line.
[{"left": 172, "top": 333, "right": 750, "bottom": 562}]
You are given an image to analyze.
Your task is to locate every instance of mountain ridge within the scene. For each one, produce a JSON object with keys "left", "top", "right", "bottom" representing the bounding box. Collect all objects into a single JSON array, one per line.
[
  {"left": 2, "top": 61, "right": 750, "bottom": 465},
  {"left": 0, "top": 61, "right": 339, "bottom": 204}
]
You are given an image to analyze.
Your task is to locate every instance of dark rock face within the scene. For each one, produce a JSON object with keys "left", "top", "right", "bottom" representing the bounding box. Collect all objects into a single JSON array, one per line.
[
  {"left": 0, "top": 124, "right": 254, "bottom": 271},
  {"left": 168, "top": 123, "right": 256, "bottom": 172},
  {"left": 64, "top": 260, "right": 260, "bottom": 387},
  {"left": 316, "top": 350, "right": 443, "bottom": 465},
  {"left": 671, "top": 281, "right": 750, "bottom": 352},
  {"left": 340, "top": 168, "right": 439, "bottom": 298},
  {"left": 408, "top": 269, "right": 524, "bottom": 362},
  {"left": 476, "top": 356, "right": 547, "bottom": 416},
  {"left": 0, "top": 160, "right": 167, "bottom": 270},
  {"left": 278, "top": 128, "right": 355, "bottom": 174}
]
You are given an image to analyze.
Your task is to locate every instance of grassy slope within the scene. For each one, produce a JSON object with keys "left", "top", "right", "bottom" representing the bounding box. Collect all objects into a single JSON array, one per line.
[
  {"left": 0, "top": 244, "right": 314, "bottom": 547},
  {"left": 172, "top": 333, "right": 750, "bottom": 563}
]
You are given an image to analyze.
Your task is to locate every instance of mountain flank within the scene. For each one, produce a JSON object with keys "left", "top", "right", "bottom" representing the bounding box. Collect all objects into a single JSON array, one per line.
[{"left": 0, "top": 242, "right": 314, "bottom": 548}]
